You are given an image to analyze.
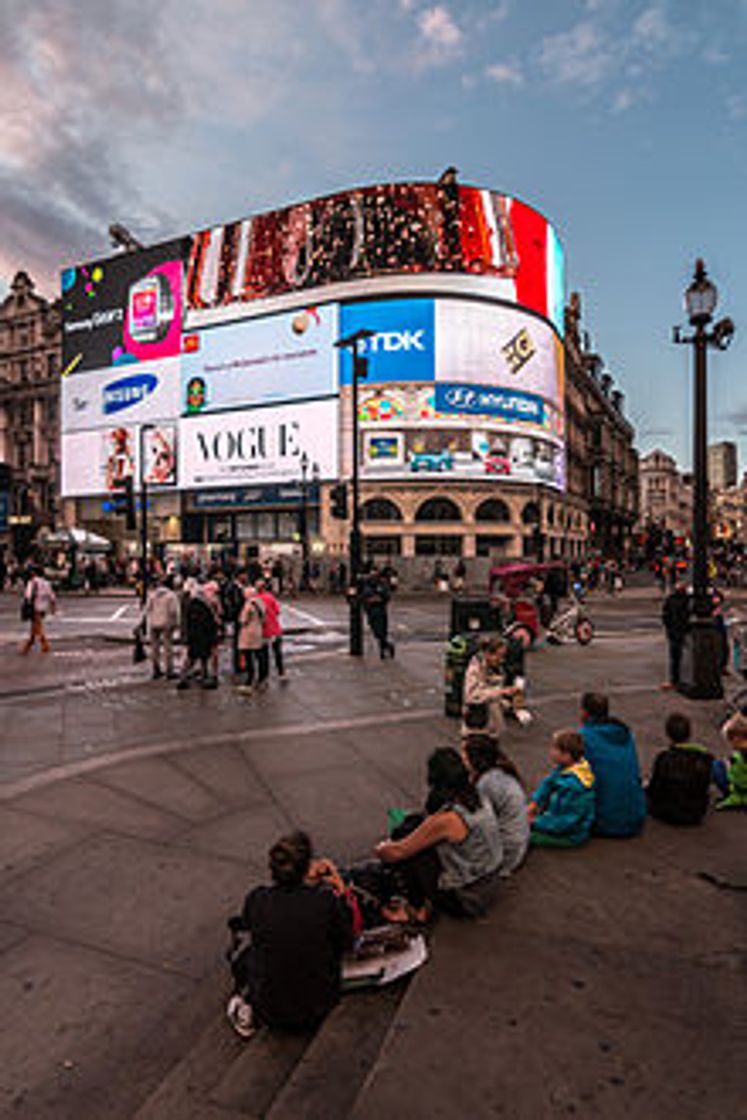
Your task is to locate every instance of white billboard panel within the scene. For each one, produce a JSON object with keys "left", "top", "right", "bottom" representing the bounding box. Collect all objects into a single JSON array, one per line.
[
  {"left": 181, "top": 304, "right": 338, "bottom": 415},
  {"left": 61, "top": 423, "right": 178, "bottom": 496},
  {"left": 179, "top": 399, "right": 339, "bottom": 490},
  {"left": 61, "top": 357, "right": 181, "bottom": 433}
]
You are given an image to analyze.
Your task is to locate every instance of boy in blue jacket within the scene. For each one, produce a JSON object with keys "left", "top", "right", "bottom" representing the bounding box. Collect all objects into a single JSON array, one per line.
[
  {"left": 580, "top": 692, "right": 646, "bottom": 837},
  {"left": 528, "top": 730, "right": 596, "bottom": 848}
]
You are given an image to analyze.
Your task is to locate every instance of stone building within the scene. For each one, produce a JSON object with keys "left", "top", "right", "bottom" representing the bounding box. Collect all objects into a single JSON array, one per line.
[
  {"left": 638, "top": 448, "right": 693, "bottom": 537},
  {"left": 0, "top": 273, "right": 61, "bottom": 559},
  {"left": 707, "top": 440, "right": 738, "bottom": 491}
]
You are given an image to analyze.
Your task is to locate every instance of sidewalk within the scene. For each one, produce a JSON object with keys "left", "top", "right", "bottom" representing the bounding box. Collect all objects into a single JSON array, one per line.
[{"left": 0, "top": 602, "right": 743, "bottom": 1119}]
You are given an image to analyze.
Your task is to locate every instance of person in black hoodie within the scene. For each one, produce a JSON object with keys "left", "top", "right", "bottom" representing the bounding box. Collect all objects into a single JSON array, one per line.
[
  {"left": 226, "top": 832, "right": 353, "bottom": 1037},
  {"left": 647, "top": 713, "right": 713, "bottom": 825},
  {"left": 661, "top": 583, "right": 691, "bottom": 689}
]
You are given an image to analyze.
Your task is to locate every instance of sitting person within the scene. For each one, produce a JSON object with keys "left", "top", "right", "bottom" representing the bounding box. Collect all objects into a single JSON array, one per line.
[
  {"left": 463, "top": 637, "right": 530, "bottom": 736},
  {"left": 226, "top": 831, "right": 353, "bottom": 1037},
  {"left": 647, "top": 713, "right": 713, "bottom": 825},
  {"left": 463, "top": 733, "right": 530, "bottom": 875},
  {"left": 528, "top": 730, "right": 596, "bottom": 848},
  {"left": 375, "top": 748, "right": 503, "bottom": 921},
  {"left": 579, "top": 692, "right": 647, "bottom": 837},
  {"left": 714, "top": 710, "right": 747, "bottom": 810}
]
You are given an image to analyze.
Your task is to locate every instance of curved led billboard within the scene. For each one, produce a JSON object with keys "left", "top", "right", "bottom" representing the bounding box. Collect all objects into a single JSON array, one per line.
[{"left": 185, "top": 182, "right": 564, "bottom": 333}]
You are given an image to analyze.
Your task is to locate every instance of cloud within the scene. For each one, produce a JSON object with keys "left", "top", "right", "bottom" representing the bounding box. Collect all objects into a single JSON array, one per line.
[
  {"left": 703, "top": 45, "right": 729, "bottom": 65},
  {"left": 726, "top": 93, "right": 747, "bottom": 119},
  {"left": 485, "top": 61, "right": 523, "bottom": 86},
  {"left": 414, "top": 4, "right": 463, "bottom": 66},
  {"left": 724, "top": 404, "right": 747, "bottom": 431},
  {"left": 536, "top": 21, "right": 612, "bottom": 86}
]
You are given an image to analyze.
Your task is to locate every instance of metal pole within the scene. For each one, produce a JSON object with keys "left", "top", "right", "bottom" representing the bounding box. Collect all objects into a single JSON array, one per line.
[
  {"left": 692, "top": 326, "right": 709, "bottom": 618},
  {"left": 139, "top": 426, "right": 149, "bottom": 606},
  {"left": 300, "top": 454, "right": 309, "bottom": 591},
  {"left": 349, "top": 342, "right": 364, "bottom": 656}
]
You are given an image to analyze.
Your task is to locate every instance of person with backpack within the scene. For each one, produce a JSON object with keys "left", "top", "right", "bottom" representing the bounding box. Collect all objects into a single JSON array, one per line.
[{"left": 221, "top": 570, "right": 247, "bottom": 675}]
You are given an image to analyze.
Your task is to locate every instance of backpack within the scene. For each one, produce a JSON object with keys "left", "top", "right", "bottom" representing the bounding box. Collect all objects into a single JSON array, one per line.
[{"left": 222, "top": 581, "right": 245, "bottom": 623}]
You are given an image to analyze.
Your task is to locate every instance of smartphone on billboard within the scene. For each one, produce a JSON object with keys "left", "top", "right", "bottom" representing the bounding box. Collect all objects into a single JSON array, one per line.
[{"left": 128, "top": 274, "right": 174, "bottom": 343}]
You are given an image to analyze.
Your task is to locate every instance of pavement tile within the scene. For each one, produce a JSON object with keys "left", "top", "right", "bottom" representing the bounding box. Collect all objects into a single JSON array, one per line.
[
  {"left": 88, "top": 756, "right": 224, "bottom": 823},
  {"left": 8, "top": 778, "right": 186, "bottom": 841},
  {"left": 0, "top": 920, "right": 28, "bottom": 956},
  {"left": 0, "top": 833, "right": 248, "bottom": 977},
  {"left": 0, "top": 805, "right": 91, "bottom": 888},
  {"left": 240, "top": 732, "right": 356, "bottom": 781},
  {"left": 175, "top": 803, "right": 292, "bottom": 866},
  {"left": 0, "top": 935, "right": 191, "bottom": 1120},
  {"left": 173, "top": 743, "right": 271, "bottom": 807}
]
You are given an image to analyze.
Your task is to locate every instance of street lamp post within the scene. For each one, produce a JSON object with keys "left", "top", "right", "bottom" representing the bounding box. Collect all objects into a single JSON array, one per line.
[
  {"left": 673, "top": 259, "right": 735, "bottom": 699},
  {"left": 298, "top": 452, "right": 319, "bottom": 591},
  {"left": 139, "top": 424, "right": 154, "bottom": 606},
  {"left": 334, "top": 329, "right": 374, "bottom": 656}
]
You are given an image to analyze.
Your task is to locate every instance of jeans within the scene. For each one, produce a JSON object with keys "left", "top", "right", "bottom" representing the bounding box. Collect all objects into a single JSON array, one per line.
[
  {"left": 151, "top": 628, "right": 174, "bottom": 675},
  {"left": 668, "top": 636, "right": 684, "bottom": 686}
]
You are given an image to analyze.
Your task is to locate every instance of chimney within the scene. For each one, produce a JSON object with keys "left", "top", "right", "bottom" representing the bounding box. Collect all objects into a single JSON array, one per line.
[{"left": 600, "top": 373, "right": 613, "bottom": 397}]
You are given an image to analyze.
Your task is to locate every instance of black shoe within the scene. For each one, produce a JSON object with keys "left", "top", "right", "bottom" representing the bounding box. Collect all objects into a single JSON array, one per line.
[
  {"left": 388, "top": 642, "right": 396, "bottom": 659},
  {"left": 202, "top": 677, "right": 219, "bottom": 690},
  {"left": 152, "top": 668, "right": 163, "bottom": 680},
  {"left": 176, "top": 679, "right": 190, "bottom": 691}
]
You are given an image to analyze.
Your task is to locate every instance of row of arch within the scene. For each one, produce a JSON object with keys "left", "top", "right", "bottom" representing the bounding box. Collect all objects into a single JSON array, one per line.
[{"left": 363, "top": 497, "right": 539, "bottom": 525}]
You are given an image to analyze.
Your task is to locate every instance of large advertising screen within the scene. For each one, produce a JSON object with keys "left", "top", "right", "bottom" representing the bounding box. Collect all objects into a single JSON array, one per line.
[
  {"left": 338, "top": 297, "right": 565, "bottom": 489},
  {"left": 179, "top": 398, "right": 339, "bottom": 490},
  {"left": 61, "top": 238, "right": 188, "bottom": 376},
  {"left": 61, "top": 358, "right": 181, "bottom": 433},
  {"left": 185, "top": 182, "right": 564, "bottom": 333},
  {"left": 181, "top": 303, "right": 338, "bottom": 416},
  {"left": 61, "top": 424, "right": 178, "bottom": 497}
]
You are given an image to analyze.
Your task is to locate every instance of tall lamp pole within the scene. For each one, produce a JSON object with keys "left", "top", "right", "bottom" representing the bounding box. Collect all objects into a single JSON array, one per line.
[
  {"left": 139, "top": 424, "right": 154, "bottom": 606},
  {"left": 673, "top": 259, "right": 734, "bottom": 698},
  {"left": 334, "top": 329, "right": 374, "bottom": 656}
]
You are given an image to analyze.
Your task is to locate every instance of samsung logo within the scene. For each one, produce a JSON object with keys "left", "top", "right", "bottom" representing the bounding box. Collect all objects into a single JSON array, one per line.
[{"left": 103, "top": 373, "right": 158, "bottom": 415}]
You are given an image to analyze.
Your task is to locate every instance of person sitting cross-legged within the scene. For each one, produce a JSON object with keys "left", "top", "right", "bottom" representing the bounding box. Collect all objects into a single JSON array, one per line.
[
  {"left": 579, "top": 692, "right": 647, "bottom": 838},
  {"left": 647, "top": 712, "right": 713, "bottom": 826},
  {"left": 528, "top": 730, "right": 596, "bottom": 848}
]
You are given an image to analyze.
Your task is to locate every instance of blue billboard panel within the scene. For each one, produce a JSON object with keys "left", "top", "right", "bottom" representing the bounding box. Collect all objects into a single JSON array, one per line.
[
  {"left": 435, "top": 383, "right": 546, "bottom": 425},
  {"left": 339, "top": 299, "right": 435, "bottom": 384}
]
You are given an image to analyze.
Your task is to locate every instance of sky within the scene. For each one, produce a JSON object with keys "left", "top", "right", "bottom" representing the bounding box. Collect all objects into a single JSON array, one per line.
[{"left": 1, "top": 0, "right": 746, "bottom": 474}]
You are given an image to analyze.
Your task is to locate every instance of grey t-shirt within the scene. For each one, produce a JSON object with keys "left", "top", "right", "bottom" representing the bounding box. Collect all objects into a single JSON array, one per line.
[
  {"left": 477, "top": 769, "right": 530, "bottom": 875},
  {"left": 436, "top": 800, "right": 503, "bottom": 892}
]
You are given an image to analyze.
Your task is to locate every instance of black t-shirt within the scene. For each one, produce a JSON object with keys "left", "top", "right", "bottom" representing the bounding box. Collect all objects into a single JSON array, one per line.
[
  {"left": 647, "top": 745, "right": 713, "bottom": 825},
  {"left": 241, "top": 883, "right": 353, "bottom": 1029}
]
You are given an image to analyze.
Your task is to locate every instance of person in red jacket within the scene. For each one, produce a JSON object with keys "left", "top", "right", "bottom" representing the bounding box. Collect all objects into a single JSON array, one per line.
[{"left": 256, "top": 577, "right": 285, "bottom": 680}]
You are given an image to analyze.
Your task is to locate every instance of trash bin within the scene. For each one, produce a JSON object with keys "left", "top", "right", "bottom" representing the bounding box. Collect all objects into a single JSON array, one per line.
[
  {"left": 444, "top": 634, "right": 475, "bottom": 717},
  {"left": 449, "top": 597, "right": 504, "bottom": 638}
]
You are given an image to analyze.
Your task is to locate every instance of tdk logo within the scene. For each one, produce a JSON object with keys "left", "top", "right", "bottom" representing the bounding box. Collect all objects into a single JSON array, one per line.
[
  {"left": 103, "top": 373, "right": 158, "bottom": 415},
  {"left": 364, "top": 330, "right": 426, "bottom": 354}
]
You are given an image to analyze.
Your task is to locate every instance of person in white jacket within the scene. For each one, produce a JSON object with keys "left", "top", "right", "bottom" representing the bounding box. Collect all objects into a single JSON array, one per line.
[
  {"left": 144, "top": 576, "right": 180, "bottom": 679},
  {"left": 21, "top": 566, "right": 56, "bottom": 654}
]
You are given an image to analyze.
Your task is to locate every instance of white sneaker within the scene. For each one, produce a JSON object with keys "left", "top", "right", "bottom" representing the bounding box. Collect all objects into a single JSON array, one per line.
[
  {"left": 514, "top": 709, "right": 534, "bottom": 727},
  {"left": 226, "top": 994, "right": 255, "bottom": 1038}
]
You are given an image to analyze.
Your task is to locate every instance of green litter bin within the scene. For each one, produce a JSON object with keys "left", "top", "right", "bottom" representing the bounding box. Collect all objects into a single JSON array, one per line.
[{"left": 444, "top": 634, "right": 473, "bottom": 717}]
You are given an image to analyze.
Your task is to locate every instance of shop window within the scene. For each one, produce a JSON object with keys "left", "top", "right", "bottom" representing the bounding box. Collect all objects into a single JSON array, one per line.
[
  {"left": 415, "top": 497, "right": 462, "bottom": 522},
  {"left": 475, "top": 499, "right": 510, "bottom": 523},
  {"left": 476, "top": 535, "right": 513, "bottom": 557},
  {"left": 364, "top": 535, "right": 402, "bottom": 557},
  {"left": 414, "top": 535, "right": 463, "bottom": 556},
  {"left": 361, "top": 498, "right": 403, "bottom": 521}
]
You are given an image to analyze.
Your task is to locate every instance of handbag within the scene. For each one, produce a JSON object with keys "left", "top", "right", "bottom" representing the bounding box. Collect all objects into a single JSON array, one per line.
[{"left": 20, "top": 598, "right": 34, "bottom": 622}]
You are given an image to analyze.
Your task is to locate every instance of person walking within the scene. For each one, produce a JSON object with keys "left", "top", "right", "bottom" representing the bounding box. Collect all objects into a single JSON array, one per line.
[
  {"left": 236, "top": 585, "right": 267, "bottom": 694},
  {"left": 143, "top": 576, "right": 180, "bottom": 679},
  {"left": 359, "top": 566, "right": 395, "bottom": 659},
  {"left": 21, "top": 565, "right": 56, "bottom": 654},
  {"left": 661, "top": 582, "right": 691, "bottom": 689},
  {"left": 177, "top": 583, "right": 220, "bottom": 690}
]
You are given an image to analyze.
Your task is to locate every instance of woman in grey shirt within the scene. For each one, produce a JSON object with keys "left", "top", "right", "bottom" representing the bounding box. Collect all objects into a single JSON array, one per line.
[{"left": 463, "top": 735, "right": 530, "bottom": 876}]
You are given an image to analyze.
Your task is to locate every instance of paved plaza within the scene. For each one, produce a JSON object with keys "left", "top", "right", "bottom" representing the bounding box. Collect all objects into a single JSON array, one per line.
[{"left": 0, "top": 586, "right": 744, "bottom": 1119}]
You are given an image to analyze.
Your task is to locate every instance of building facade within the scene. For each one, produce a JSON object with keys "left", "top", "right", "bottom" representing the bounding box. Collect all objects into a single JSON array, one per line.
[
  {"left": 0, "top": 272, "right": 61, "bottom": 560},
  {"left": 638, "top": 449, "right": 693, "bottom": 537},
  {"left": 708, "top": 440, "right": 738, "bottom": 491}
]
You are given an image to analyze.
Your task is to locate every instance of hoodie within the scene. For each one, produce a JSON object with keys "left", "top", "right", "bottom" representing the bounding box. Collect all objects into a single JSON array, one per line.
[
  {"left": 531, "top": 759, "right": 596, "bottom": 846},
  {"left": 581, "top": 718, "right": 646, "bottom": 837}
]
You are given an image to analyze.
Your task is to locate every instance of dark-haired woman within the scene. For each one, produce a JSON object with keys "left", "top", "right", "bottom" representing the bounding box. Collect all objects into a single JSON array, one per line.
[
  {"left": 227, "top": 832, "right": 353, "bottom": 1036},
  {"left": 463, "top": 734, "right": 530, "bottom": 876},
  {"left": 375, "top": 748, "right": 503, "bottom": 921}
]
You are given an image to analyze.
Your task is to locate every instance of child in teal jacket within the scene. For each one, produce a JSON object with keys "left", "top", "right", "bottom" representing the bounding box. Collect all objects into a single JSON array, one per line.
[{"left": 529, "top": 730, "right": 596, "bottom": 848}]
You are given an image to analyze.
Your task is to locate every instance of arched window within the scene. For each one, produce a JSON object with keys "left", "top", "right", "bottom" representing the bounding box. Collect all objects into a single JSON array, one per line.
[
  {"left": 361, "top": 498, "right": 403, "bottom": 522},
  {"left": 546, "top": 503, "right": 555, "bottom": 527},
  {"left": 475, "top": 499, "right": 511, "bottom": 523},
  {"left": 415, "top": 497, "right": 463, "bottom": 522},
  {"left": 521, "top": 501, "right": 540, "bottom": 526}
]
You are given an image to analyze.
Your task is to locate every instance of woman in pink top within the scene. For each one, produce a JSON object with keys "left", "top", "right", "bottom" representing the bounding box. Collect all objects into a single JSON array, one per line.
[{"left": 257, "top": 578, "right": 285, "bottom": 679}]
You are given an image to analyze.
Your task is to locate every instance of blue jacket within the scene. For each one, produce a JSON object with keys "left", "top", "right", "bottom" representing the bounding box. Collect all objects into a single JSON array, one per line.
[
  {"left": 531, "top": 759, "right": 596, "bottom": 846},
  {"left": 580, "top": 718, "right": 646, "bottom": 837}
]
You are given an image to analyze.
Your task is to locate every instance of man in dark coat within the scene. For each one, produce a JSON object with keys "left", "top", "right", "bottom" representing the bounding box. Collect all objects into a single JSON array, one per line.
[
  {"left": 661, "top": 583, "right": 691, "bottom": 689},
  {"left": 359, "top": 567, "right": 395, "bottom": 659}
]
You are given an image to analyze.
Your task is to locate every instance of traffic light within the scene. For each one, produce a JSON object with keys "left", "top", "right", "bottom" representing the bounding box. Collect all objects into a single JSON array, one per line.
[
  {"left": 112, "top": 476, "right": 137, "bottom": 530},
  {"left": 330, "top": 483, "right": 348, "bottom": 519}
]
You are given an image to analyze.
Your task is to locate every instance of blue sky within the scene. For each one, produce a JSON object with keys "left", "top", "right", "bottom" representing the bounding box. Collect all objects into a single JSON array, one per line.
[{"left": 1, "top": 0, "right": 746, "bottom": 473}]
